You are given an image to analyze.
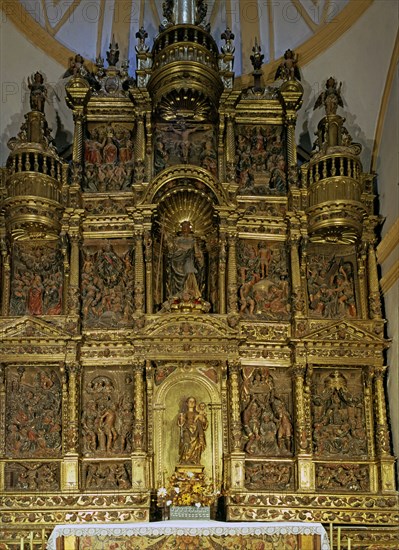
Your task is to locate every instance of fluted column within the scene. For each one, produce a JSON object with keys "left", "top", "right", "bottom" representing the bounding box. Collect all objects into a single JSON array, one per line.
[
  {"left": 131, "top": 359, "right": 148, "bottom": 490},
  {"left": 134, "top": 230, "right": 145, "bottom": 314},
  {"left": 227, "top": 233, "right": 237, "bottom": 313},
  {"left": 1, "top": 240, "right": 10, "bottom": 316},
  {"left": 227, "top": 360, "right": 245, "bottom": 490}
]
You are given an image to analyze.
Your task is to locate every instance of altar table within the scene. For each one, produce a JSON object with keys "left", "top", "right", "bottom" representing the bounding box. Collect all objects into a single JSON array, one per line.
[{"left": 47, "top": 520, "right": 330, "bottom": 549}]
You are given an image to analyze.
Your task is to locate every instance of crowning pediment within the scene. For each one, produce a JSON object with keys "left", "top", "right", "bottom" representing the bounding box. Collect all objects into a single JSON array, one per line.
[
  {"left": 301, "top": 320, "right": 386, "bottom": 346},
  {"left": 139, "top": 314, "right": 238, "bottom": 340},
  {"left": 0, "top": 317, "right": 71, "bottom": 340}
]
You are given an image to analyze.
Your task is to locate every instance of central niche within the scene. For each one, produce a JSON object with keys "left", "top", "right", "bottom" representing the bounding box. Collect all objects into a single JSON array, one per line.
[{"left": 152, "top": 181, "right": 219, "bottom": 312}]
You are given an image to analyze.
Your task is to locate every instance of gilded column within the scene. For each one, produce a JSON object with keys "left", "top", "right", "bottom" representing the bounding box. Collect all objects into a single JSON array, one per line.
[
  {"left": 227, "top": 360, "right": 245, "bottom": 490},
  {"left": 357, "top": 243, "right": 368, "bottom": 319},
  {"left": 61, "top": 361, "right": 81, "bottom": 491},
  {"left": 289, "top": 231, "right": 305, "bottom": 318},
  {"left": 145, "top": 360, "right": 154, "bottom": 488},
  {"left": 0, "top": 364, "right": 5, "bottom": 459},
  {"left": 61, "top": 232, "right": 70, "bottom": 316},
  {"left": 131, "top": 359, "right": 148, "bottom": 491},
  {"left": 285, "top": 113, "right": 297, "bottom": 169},
  {"left": 134, "top": 114, "right": 146, "bottom": 183},
  {"left": 145, "top": 114, "right": 153, "bottom": 182},
  {"left": 227, "top": 232, "right": 237, "bottom": 313},
  {"left": 292, "top": 345, "right": 314, "bottom": 491},
  {"left": 367, "top": 242, "right": 382, "bottom": 319},
  {"left": 134, "top": 230, "right": 145, "bottom": 314},
  {"left": 144, "top": 229, "right": 153, "bottom": 314},
  {"left": 218, "top": 232, "right": 227, "bottom": 314},
  {"left": 0, "top": 239, "right": 10, "bottom": 316},
  {"left": 68, "top": 222, "right": 82, "bottom": 316},
  {"left": 374, "top": 365, "right": 396, "bottom": 492}
]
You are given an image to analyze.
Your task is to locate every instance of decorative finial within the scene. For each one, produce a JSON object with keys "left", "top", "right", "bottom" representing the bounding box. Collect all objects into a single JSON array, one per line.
[
  {"left": 106, "top": 36, "right": 119, "bottom": 67},
  {"left": 250, "top": 37, "right": 264, "bottom": 71}
]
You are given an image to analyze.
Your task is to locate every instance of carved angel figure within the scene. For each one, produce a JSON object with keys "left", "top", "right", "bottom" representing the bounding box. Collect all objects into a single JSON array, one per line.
[{"left": 314, "top": 77, "right": 343, "bottom": 115}]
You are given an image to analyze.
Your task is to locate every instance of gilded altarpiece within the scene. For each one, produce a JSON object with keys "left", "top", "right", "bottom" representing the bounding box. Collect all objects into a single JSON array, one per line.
[{"left": 0, "top": 2, "right": 398, "bottom": 548}]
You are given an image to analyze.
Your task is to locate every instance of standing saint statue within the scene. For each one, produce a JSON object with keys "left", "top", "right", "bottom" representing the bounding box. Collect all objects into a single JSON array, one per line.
[
  {"left": 167, "top": 221, "right": 204, "bottom": 300},
  {"left": 178, "top": 397, "right": 208, "bottom": 465}
]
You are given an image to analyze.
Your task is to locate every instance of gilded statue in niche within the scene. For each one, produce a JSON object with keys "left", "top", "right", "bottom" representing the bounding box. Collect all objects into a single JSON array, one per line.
[
  {"left": 81, "top": 373, "right": 133, "bottom": 456},
  {"left": 237, "top": 240, "right": 290, "bottom": 319},
  {"left": 241, "top": 368, "right": 293, "bottom": 457},
  {"left": 312, "top": 370, "right": 367, "bottom": 458},
  {"left": 81, "top": 241, "right": 134, "bottom": 327},
  {"left": 10, "top": 242, "right": 63, "bottom": 316},
  {"left": 154, "top": 123, "right": 215, "bottom": 173},
  {"left": 178, "top": 396, "right": 208, "bottom": 465},
  {"left": 235, "top": 125, "right": 286, "bottom": 195},
  {"left": 307, "top": 251, "right": 357, "bottom": 319},
  {"left": 83, "top": 124, "right": 134, "bottom": 192},
  {"left": 6, "top": 367, "right": 62, "bottom": 458}
]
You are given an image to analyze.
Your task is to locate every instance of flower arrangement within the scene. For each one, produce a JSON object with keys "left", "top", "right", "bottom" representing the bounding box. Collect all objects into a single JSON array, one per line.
[{"left": 157, "top": 470, "right": 220, "bottom": 508}]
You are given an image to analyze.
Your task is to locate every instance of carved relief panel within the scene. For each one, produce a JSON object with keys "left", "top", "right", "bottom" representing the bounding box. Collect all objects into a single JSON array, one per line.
[
  {"left": 83, "top": 123, "right": 134, "bottom": 192},
  {"left": 5, "top": 366, "right": 62, "bottom": 458},
  {"left": 311, "top": 369, "right": 368, "bottom": 458},
  {"left": 81, "top": 368, "right": 134, "bottom": 456},
  {"left": 237, "top": 240, "right": 290, "bottom": 320},
  {"left": 315, "top": 463, "right": 370, "bottom": 492},
  {"left": 10, "top": 242, "right": 64, "bottom": 316},
  {"left": 82, "top": 462, "right": 132, "bottom": 490},
  {"left": 81, "top": 240, "right": 134, "bottom": 327},
  {"left": 245, "top": 461, "right": 294, "bottom": 491},
  {"left": 241, "top": 367, "right": 293, "bottom": 457},
  {"left": 154, "top": 123, "right": 216, "bottom": 174},
  {"left": 5, "top": 462, "right": 60, "bottom": 492},
  {"left": 235, "top": 125, "right": 286, "bottom": 195},
  {"left": 306, "top": 246, "right": 358, "bottom": 319}
]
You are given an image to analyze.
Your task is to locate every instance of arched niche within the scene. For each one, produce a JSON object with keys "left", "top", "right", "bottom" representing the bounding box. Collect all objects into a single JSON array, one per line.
[{"left": 152, "top": 365, "right": 223, "bottom": 491}]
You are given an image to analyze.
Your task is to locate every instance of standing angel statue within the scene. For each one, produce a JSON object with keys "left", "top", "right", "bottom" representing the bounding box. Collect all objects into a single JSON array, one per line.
[{"left": 314, "top": 77, "right": 343, "bottom": 115}]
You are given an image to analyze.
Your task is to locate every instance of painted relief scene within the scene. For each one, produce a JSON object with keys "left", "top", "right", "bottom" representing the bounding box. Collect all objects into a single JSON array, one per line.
[
  {"left": 81, "top": 240, "right": 134, "bottom": 327},
  {"left": 235, "top": 125, "right": 286, "bottom": 195},
  {"left": 9, "top": 242, "right": 63, "bottom": 316},
  {"left": 307, "top": 250, "right": 357, "bottom": 318},
  {"left": 81, "top": 370, "right": 134, "bottom": 456},
  {"left": 312, "top": 370, "right": 367, "bottom": 458},
  {"left": 5, "top": 462, "right": 59, "bottom": 492},
  {"left": 83, "top": 462, "right": 131, "bottom": 490},
  {"left": 241, "top": 367, "right": 293, "bottom": 457},
  {"left": 83, "top": 123, "right": 134, "bottom": 192},
  {"left": 154, "top": 123, "right": 216, "bottom": 174},
  {"left": 245, "top": 461, "right": 293, "bottom": 491},
  {"left": 6, "top": 366, "right": 62, "bottom": 459},
  {"left": 237, "top": 240, "right": 290, "bottom": 319}
]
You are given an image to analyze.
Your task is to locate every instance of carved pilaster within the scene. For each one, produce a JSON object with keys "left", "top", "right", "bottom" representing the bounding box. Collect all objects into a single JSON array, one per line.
[
  {"left": 0, "top": 239, "right": 10, "bottom": 316},
  {"left": 145, "top": 361, "right": 154, "bottom": 488},
  {"left": 145, "top": 114, "right": 153, "bottom": 182},
  {"left": 131, "top": 359, "right": 148, "bottom": 491},
  {"left": 363, "top": 366, "right": 376, "bottom": 460},
  {"left": 289, "top": 231, "right": 305, "bottom": 318},
  {"left": 67, "top": 222, "right": 82, "bottom": 315},
  {"left": 218, "top": 114, "right": 226, "bottom": 181},
  {"left": 374, "top": 366, "right": 391, "bottom": 457},
  {"left": 357, "top": 243, "right": 368, "bottom": 318},
  {"left": 134, "top": 230, "right": 145, "bottom": 313},
  {"left": 227, "top": 233, "right": 237, "bottom": 313},
  {"left": 228, "top": 360, "right": 242, "bottom": 451},
  {"left": 65, "top": 362, "right": 81, "bottom": 455},
  {"left": 225, "top": 115, "right": 235, "bottom": 182},
  {"left": 61, "top": 233, "right": 70, "bottom": 316},
  {"left": 285, "top": 113, "right": 297, "bottom": 169}
]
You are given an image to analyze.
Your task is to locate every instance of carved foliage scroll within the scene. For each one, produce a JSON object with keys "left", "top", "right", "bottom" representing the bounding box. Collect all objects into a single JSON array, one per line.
[
  {"left": 237, "top": 240, "right": 290, "bottom": 320},
  {"left": 10, "top": 242, "right": 63, "bottom": 316},
  {"left": 81, "top": 240, "right": 134, "bottom": 327},
  {"left": 6, "top": 366, "right": 62, "bottom": 458},
  {"left": 81, "top": 369, "right": 134, "bottom": 456}
]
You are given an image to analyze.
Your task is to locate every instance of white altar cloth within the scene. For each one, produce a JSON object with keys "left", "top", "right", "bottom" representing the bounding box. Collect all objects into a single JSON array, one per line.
[{"left": 47, "top": 520, "right": 330, "bottom": 549}]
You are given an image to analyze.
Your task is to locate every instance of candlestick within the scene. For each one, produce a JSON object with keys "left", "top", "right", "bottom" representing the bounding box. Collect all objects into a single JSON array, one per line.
[
  {"left": 20, "top": 537, "right": 24, "bottom": 550},
  {"left": 329, "top": 523, "right": 333, "bottom": 549},
  {"left": 337, "top": 527, "right": 341, "bottom": 550},
  {"left": 347, "top": 537, "right": 351, "bottom": 550},
  {"left": 29, "top": 531, "right": 33, "bottom": 550}
]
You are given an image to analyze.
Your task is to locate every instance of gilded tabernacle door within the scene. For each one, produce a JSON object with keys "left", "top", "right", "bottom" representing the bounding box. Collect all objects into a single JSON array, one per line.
[{"left": 152, "top": 364, "right": 223, "bottom": 492}]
